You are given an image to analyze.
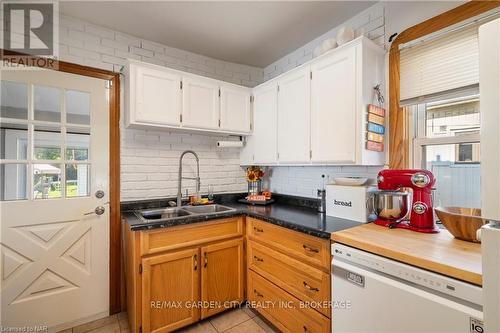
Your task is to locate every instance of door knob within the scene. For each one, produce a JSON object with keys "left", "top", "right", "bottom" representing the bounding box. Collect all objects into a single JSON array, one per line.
[
  {"left": 95, "top": 190, "right": 105, "bottom": 199},
  {"left": 84, "top": 206, "right": 106, "bottom": 216}
]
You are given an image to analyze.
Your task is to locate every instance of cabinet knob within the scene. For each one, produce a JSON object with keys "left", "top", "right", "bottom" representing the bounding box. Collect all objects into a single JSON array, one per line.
[
  {"left": 253, "top": 289, "right": 264, "bottom": 298},
  {"left": 204, "top": 252, "right": 208, "bottom": 268},
  {"left": 303, "top": 281, "right": 319, "bottom": 292},
  {"left": 303, "top": 244, "right": 319, "bottom": 253},
  {"left": 253, "top": 226, "right": 264, "bottom": 233},
  {"left": 194, "top": 254, "right": 198, "bottom": 271},
  {"left": 253, "top": 255, "right": 264, "bottom": 262}
]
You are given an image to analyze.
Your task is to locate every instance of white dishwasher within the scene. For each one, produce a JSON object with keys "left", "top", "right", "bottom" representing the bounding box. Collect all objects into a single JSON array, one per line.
[{"left": 332, "top": 244, "right": 484, "bottom": 333}]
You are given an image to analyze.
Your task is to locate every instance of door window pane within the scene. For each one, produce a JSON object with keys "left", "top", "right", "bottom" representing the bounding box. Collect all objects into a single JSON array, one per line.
[
  {"left": 33, "top": 163, "right": 62, "bottom": 199},
  {"left": 66, "top": 127, "right": 90, "bottom": 161},
  {"left": 424, "top": 144, "right": 480, "bottom": 208},
  {"left": 66, "top": 164, "right": 89, "bottom": 197},
  {"left": 34, "top": 85, "right": 61, "bottom": 122},
  {"left": 1, "top": 81, "right": 28, "bottom": 120},
  {"left": 34, "top": 125, "right": 61, "bottom": 160},
  {"left": 1, "top": 163, "right": 27, "bottom": 200},
  {"left": 66, "top": 90, "right": 90, "bottom": 125},
  {"left": 425, "top": 98, "right": 480, "bottom": 138},
  {"left": 1, "top": 124, "right": 28, "bottom": 160}
]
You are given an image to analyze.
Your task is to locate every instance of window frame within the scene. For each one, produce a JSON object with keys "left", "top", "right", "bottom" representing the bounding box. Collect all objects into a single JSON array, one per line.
[{"left": 388, "top": 1, "right": 500, "bottom": 169}]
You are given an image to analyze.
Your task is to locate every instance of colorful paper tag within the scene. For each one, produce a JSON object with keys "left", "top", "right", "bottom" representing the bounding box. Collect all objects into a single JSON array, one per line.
[
  {"left": 368, "top": 113, "right": 385, "bottom": 126},
  {"left": 368, "top": 104, "right": 386, "bottom": 117},
  {"left": 367, "top": 132, "right": 384, "bottom": 143},
  {"left": 367, "top": 122, "right": 385, "bottom": 134},
  {"left": 366, "top": 141, "right": 384, "bottom": 152}
]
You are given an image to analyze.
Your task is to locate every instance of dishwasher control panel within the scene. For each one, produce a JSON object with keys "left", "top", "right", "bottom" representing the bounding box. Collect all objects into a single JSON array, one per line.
[{"left": 332, "top": 243, "right": 483, "bottom": 306}]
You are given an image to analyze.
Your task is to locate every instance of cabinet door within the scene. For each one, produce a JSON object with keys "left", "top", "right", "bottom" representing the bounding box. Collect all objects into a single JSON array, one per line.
[
  {"left": 142, "top": 248, "right": 200, "bottom": 333},
  {"left": 253, "top": 81, "right": 278, "bottom": 164},
  {"left": 200, "top": 238, "right": 244, "bottom": 319},
  {"left": 182, "top": 77, "right": 219, "bottom": 130},
  {"left": 220, "top": 85, "right": 251, "bottom": 133},
  {"left": 277, "top": 66, "right": 311, "bottom": 163},
  {"left": 311, "top": 47, "right": 357, "bottom": 163},
  {"left": 135, "top": 65, "right": 182, "bottom": 126}
]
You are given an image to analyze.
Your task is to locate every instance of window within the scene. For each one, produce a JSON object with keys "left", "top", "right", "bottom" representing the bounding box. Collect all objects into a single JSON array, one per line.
[
  {"left": 410, "top": 95, "right": 481, "bottom": 208},
  {"left": 0, "top": 80, "right": 91, "bottom": 201}
]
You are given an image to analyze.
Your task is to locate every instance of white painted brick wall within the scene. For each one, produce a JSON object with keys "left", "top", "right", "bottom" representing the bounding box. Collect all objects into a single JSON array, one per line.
[
  {"left": 263, "top": 2, "right": 386, "bottom": 81},
  {"left": 266, "top": 166, "right": 383, "bottom": 198},
  {"left": 58, "top": 15, "right": 261, "bottom": 201}
]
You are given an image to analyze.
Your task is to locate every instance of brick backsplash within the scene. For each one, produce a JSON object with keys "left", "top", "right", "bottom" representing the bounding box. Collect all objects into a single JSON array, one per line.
[{"left": 266, "top": 166, "right": 383, "bottom": 198}]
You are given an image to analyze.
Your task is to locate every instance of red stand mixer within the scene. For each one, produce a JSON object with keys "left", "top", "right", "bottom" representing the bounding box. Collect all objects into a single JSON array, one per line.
[{"left": 374, "top": 169, "right": 439, "bottom": 233}]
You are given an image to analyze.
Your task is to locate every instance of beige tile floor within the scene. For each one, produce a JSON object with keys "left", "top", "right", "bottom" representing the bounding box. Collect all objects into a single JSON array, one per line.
[{"left": 60, "top": 308, "right": 278, "bottom": 333}]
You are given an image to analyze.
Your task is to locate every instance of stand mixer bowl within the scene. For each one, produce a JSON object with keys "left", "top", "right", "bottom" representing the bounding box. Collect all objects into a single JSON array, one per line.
[{"left": 373, "top": 191, "right": 411, "bottom": 221}]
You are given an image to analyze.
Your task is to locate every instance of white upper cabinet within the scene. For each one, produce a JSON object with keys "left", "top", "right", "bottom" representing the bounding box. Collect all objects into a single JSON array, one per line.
[
  {"left": 125, "top": 60, "right": 252, "bottom": 135},
  {"left": 129, "top": 63, "right": 182, "bottom": 126},
  {"left": 277, "top": 66, "right": 311, "bottom": 163},
  {"left": 182, "top": 77, "right": 220, "bottom": 130},
  {"left": 311, "top": 46, "right": 356, "bottom": 163},
  {"left": 253, "top": 81, "right": 278, "bottom": 164},
  {"left": 220, "top": 84, "right": 252, "bottom": 133},
  {"left": 239, "top": 36, "right": 385, "bottom": 166}
]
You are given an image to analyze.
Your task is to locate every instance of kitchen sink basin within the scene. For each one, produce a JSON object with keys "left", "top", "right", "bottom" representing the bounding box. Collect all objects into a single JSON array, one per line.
[
  {"left": 135, "top": 204, "right": 236, "bottom": 223},
  {"left": 182, "top": 204, "right": 236, "bottom": 214},
  {"left": 137, "top": 207, "right": 192, "bottom": 220}
]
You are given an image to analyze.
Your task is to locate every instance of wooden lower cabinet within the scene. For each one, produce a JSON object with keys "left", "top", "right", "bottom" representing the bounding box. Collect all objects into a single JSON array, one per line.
[
  {"left": 248, "top": 270, "right": 330, "bottom": 333},
  {"left": 141, "top": 248, "right": 200, "bottom": 333},
  {"left": 201, "top": 239, "right": 245, "bottom": 319},
  {"left": 123, "top": 217, "right": 245, "bottom": 333}
]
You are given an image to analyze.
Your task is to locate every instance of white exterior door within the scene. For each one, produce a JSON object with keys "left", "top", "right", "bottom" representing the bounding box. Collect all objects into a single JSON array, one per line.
[
  {"left": 311, "top": 48, "right": 357, "bottom": 163},
  {"left": 220, "top": 84, "right": 251, "bottom": 133},
  {"left": 0, "top": 69, "right": 110, "bottom": 331},
  {"left": 134, "top": 64, "right": 182, "bottom": 126},
  {"left": 253, "top": 82, "right": 278, "bottom": 164},
  {"left": 277, "top": 66, "right": 311, "bottom": 163},
  {"left": 182, "top": 77, "right": 219, "bottom": 130}
]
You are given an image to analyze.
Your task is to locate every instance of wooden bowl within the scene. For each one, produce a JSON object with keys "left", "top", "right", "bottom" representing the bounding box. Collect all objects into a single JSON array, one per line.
[{"left": 435, "top": 207, "right": 487, "bottom": 243}]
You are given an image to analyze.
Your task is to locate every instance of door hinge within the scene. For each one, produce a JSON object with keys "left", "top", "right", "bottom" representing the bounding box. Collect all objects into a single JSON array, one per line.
[
  {"left": 277, "top": 85, "right": 280, "bottom": 92},
  {"left": 277, "top": 152, "right": 280, "bottom": 159},
  {"left": 250, "top": 123, "right": 253, "bottom": 131},
  {"left": 310, "top": 71, "right": 312, "bottom": 80},
  {"left": 180, "top": 81, "right": 183, "bottom": 90},
  {"left": 218, "top": 89, "right": 221, "bottom": 97},
  {"left": 250, "top": 95, "right": 254, "bottom": 103},
  {"left": 310, "top": 150, "right": 312, "bottom": 159},
  {"left": 218, "top": 119, "right": 221, "bottom": 127},
  {"left": 139, "top": 264, "right": 143, "bottom": 274},
  {"left": 105, "top": 80, "right": 112, "bottom": 89},
  {"left": 180, "top": 114, "right": 183, "bottom": 123}
]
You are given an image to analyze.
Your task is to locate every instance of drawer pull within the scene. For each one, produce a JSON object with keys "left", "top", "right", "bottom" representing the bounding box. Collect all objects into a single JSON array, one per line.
[
  {"left": 204, "top": 252, "right": 208, "bottom": 268},
  {"left": 253, "top": 226, "right": 264, "bottom": 233},
  {"left": 303, "top": 325, "right": 308, "bottom": 332},
  {"left": 253, "top": 255, "right": 264, "bottom": 262},
  {"left": 253, "top": 289, "right": 264, "bottom": 297},
  {"left": 303, "top": 281, "right": 319, "bottom": 292},
  {"left": 194, "top": 254, "right": 198, "bottom": 271},
  {"left": 303, "top": 244, "right": 319, "bottom": 253}
]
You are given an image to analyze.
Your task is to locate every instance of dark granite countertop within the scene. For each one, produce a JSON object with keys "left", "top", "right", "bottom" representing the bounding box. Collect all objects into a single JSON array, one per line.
[{"left": 122, "top": 193, "right": 364, "bottom": 239}]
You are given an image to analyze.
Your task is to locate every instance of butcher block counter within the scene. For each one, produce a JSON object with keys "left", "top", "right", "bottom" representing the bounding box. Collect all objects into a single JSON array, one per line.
[{"left": 331, "top": 223, "right": 482, "bottom": 286}]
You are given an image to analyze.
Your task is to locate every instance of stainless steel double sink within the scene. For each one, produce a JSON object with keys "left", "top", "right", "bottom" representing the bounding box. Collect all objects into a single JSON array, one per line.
[{"left": 135, "top": 204, "right": 236, "bottom": 223}]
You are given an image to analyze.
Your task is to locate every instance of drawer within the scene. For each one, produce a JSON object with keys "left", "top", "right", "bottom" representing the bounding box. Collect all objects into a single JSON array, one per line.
[
  {"left": 248, "top": 240, "right": 331, "bottom": 317},
  {"left": 248, "top": 270, "right": 330, "bottom": 333},
  {"left": 247, "top": 217, "right": 331, "bottom": 272},
  {"left": 140, "top": 217, "right": 244, "bottom": 255}
]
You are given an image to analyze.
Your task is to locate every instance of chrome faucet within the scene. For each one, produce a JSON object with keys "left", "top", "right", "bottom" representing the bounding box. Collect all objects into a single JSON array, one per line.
[{"left": 177, "top": 150, "right": 201, "bottom": 207}]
